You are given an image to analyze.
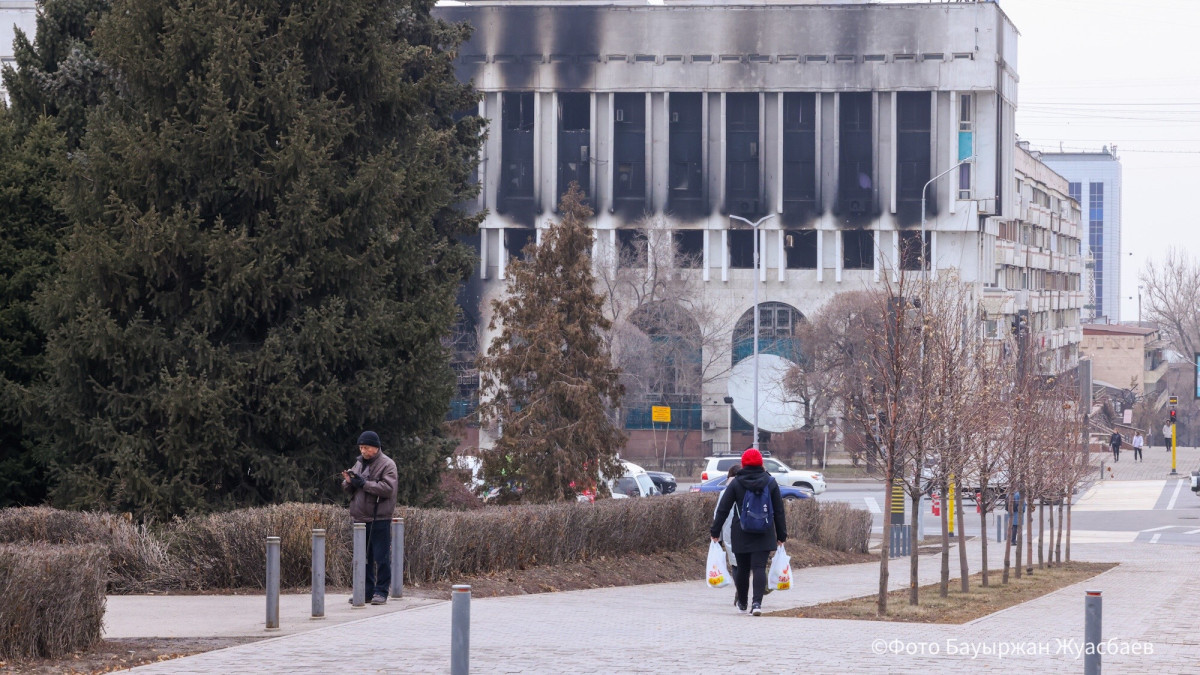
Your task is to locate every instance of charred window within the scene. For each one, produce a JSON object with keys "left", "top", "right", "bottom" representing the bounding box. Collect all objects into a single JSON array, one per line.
[
  {"left": 728, "top": 230, "right": 755, "bottom": 269},
  {"left": 782, "top": 93, "right": 817, "bottom": 218},
  {"left": 842, "top": 230, "right": 873, "bottom": 270},
  {"left": 668, "top": 93, "right": 703, "bottom": 215},
  {"left": 896, "top": 92, "right": 931, "bottom": 223},
  {"left": 617, "top": 229, "right": 647, "bottom": 269},
  {"left": 784, "top": 230, "right": 817, "bottom": 269},
  {"left": 898, "top": 230, "right": 930, "bottom": 271},
  {"left": 506, "top": 228, "right": 535, "bottom": 262},
  {"left": 838, "top": 92, "right": 873, "bottom": 215},
  {"left": 726, "top": 93, "right": 760, "bottom": 217},
  {"left": 673, "top": 230, "right": 703, "bottom": 269},
  {"left": 613, "top": 93, "right": 646, "bottom": 211},
  {"left": 500, "top": 92, "right": 535, "bottom": 214},
  {"left": 557, "top": 93, "right": 590, "bottom": 202}
]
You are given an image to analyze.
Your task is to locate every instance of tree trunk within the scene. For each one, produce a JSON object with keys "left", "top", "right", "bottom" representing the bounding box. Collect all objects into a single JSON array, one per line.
[
  {"left": 1056, "top": 498, "right": 1064, "bottom": 564},
  {"left": 909, "top": 492, "right": 920, "bottom": 606},
  {"left": 1045, "top": 501, "right": 1053, "bottom": 568},
  {"left": 979, "top": 484, "right": 990, "bottom": 588},
  {"left": 1002, "top": 495, "right": 1013, "bottom": 584},
  {"left": 956, "top": 479, "right": 969, "bottom": 594},
  {"left": 878, "top": 476, "right": 893, "bottom": 617},
  {"left": 939, "top": 482, "right": 950, "bottom": 598},
  {"left": 1037, "top": 501, "right": 1045, "bottom": 569},
  {"left": 1065, "top": 498, "right": 1072, "bottom": 563},
  {"left": 1013, "top": 493, "right": 1023, "bottom": 580},
  {"left": 1025, "top": 495, "right": 1034, "bottom": 575}
]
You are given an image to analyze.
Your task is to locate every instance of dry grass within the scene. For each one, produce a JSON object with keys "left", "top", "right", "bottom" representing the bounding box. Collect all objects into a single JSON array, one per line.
[
  {"left": 768, "top": 561, "right": 1117, "bottom": 623},
  {"left": 0, "top": 507, "right": 174, "bottom": 593},
  {"left": 0, "top": 494, "right": 873, "bottom": 593},
  {"left": 0, "top": 544, "right": 108, "bottom": 661}
]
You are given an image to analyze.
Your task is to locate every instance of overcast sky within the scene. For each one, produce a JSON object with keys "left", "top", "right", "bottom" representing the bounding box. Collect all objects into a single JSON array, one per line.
[{"left": 995, "top": 0, "right": 1199, "bottom": 321}]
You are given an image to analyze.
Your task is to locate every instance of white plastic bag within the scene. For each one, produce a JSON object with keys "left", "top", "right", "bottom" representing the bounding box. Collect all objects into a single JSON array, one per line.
[
  {"left": 706, "top": 541, "right": 731, "bottom": 589},
  {"left": 768, "top": 544, "right": 792, "bottom": 591}
]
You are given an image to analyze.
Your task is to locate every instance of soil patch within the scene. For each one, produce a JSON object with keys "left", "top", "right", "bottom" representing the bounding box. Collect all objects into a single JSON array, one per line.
[
  {"left": 0, "top": 637, "right": 264, "bottom": 674},
  {"left": 767, "top": 561, "right": 1117, "bottom": 623},
  {"left": 2, "top": 544, "right": 871, "bottom": 673}
]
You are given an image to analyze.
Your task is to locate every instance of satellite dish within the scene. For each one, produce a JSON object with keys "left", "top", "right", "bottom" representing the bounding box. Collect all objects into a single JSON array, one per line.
[{"left": 726, "top": 354, "right": 805, "bottom": 433}]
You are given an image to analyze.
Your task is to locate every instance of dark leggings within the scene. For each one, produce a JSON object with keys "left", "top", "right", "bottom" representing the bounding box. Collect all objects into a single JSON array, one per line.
[{"left": 734, "top": 550, "right": 770, "bottom": 605}]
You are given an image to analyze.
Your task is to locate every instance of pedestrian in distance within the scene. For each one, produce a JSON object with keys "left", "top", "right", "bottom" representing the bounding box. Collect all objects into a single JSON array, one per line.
[
  {"left": 1163, "top": 423, "right": 1172, "bottom": 451},
  {"left": 342, "top": 431, "right": 399, "bottom": 605},
  {"left": 1132, "top": 432, "right": 1144, "bottom": 462},
  {"left": 710, "top": 448, "right": 787, "bottom": 617},
  {"left": 1109, "top": 429, "right": 1122, "bottom": 463}
]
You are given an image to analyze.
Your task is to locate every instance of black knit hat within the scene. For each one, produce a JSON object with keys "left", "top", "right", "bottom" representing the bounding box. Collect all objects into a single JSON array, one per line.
[{"left": 357, "top": 431, "right": 381, "bottom": 448}]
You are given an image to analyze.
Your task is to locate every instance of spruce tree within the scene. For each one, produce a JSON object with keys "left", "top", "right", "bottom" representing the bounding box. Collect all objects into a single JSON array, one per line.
[
  {"left": 36, "top": 0, "right": 482, "bottom": 517},
  {"left": 478, "top": 185, "right": 625, "bottom": 503},
  {"left": 0, "top": 0, "right": 108, "bottom": 506}
]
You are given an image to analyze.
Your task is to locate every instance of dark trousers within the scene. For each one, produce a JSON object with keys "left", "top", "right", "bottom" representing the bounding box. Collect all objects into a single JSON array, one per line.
[
  {"left": 364, "top": 519, "right": 392, "bottom": 598},
  {"left": 1111, "top": 445, "right": 1120, "bottom": 461},
  {"left": 1134, "top": 446, "right": 1143, "bottom": 461},
  {"left": 734, "top": 550, "right": 770, "bottom": 606}
]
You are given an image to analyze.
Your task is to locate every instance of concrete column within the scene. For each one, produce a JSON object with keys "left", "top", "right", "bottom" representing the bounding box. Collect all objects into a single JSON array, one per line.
[
  {"left": 352, "top": 522, "right": 366, "bottom": 608},
  {"left": 311, "top": 529, "right": 325, "bottom": 619},
  {"left": 266, "top": 536, "right": 280, "bottom": 630},
  {"left": 390, "top": 518, "right": 405, "bottom": 599}
]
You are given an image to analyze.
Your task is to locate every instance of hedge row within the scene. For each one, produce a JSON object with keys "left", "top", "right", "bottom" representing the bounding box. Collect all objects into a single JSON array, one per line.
[
  {"left": 0, "top": 544, "right": 108, "bottom": 661},
  {"left": 0, "top": 494, "right": 872, "bottom": 592}
]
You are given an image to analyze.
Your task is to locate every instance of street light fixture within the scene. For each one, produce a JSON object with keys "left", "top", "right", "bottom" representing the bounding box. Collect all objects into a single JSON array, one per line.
[
  {"left": 919, "top": 156, "right": 975, "bottom": 277},
  {"left": 730, "top": 213, "right": 776, "bottom": 449}
]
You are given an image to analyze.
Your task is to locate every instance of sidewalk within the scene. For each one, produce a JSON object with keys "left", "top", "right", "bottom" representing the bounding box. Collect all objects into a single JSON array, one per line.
[
  {"left": 122, "top": 538, "right": 1200, "bottom": 673},
  {"left": 1097, "top": 445, "right": 1198, "bottom": 482}
]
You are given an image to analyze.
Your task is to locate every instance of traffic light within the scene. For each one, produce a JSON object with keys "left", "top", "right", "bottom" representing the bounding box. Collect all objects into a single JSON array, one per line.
[{"left": 1170, "top": 409, "right": 1177, "bottom": 424}]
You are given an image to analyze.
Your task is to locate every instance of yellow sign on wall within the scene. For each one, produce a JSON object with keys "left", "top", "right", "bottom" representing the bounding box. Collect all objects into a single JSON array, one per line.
[{"left": 651, "top": 406, "right": 671, "bottom": 423}]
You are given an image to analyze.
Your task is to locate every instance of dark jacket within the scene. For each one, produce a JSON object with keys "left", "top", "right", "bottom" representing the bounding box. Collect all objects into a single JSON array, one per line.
[
  {"left": 1110, "top": 432, "right": 1122, "bottom": 448},
  {"left": 342, "top": 451, "right": 398, "bottom": 522},
  {"left": 710, "top": 465, "right": 787, "bottom": 554}
]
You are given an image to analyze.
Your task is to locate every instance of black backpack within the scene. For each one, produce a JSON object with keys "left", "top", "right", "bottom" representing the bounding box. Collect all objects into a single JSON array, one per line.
[{"left": 739, "top": 478, "right": 775, "bottom": 534}]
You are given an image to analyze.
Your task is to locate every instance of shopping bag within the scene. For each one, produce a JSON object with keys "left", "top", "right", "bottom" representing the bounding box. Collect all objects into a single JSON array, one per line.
[
  {"left": 706, "top": 541, "right": 731, "bottom": 588},
  {"left": 768, "top": 544, "right": 792, "bottom": 591}
]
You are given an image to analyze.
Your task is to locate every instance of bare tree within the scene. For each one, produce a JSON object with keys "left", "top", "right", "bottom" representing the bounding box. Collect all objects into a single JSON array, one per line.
[
  {"left": 1142, "top": 248, "right": 1200, "bottom": 359},
  {"left": 594, "top": 215, "right": 735, "bottom": 467}
]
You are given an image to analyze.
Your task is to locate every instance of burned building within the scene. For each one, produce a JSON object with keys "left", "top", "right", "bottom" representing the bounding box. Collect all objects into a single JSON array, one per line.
[{"left": 437, "top": 0, "right": 1035, "bottom": 456}]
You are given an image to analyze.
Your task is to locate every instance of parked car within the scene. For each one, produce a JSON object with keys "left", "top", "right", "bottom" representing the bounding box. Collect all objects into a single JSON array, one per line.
[
  {"left": 699, "top": 454, "right": 826, "bottom": 495},
  {"left": 578, "top": 460, "right": 661, "bottom": 502},
  {"left": 646, "top": 470, "right": 677, "bottom": 495},
  {"left": 689, "top": 475, "right": 812, "bottom": 501}
]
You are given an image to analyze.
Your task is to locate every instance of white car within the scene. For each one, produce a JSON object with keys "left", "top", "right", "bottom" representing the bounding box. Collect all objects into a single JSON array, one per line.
[
  {"left": 699, "top": 455, "right": 826, "bottom": 495},
  {"left": 577, "top": 459, "right": 661, "bottom": 502}
]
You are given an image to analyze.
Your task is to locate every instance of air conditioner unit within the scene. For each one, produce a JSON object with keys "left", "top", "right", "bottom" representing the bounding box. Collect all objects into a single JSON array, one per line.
[
  {"left": 848, "top": 199, "right": 866, "bottom": 214},
  {"left": 702, "top": 420, "right": 717, "bottom": 431},
  {"left": 958, "top": 189, "right": 972, "bottom": 200}
]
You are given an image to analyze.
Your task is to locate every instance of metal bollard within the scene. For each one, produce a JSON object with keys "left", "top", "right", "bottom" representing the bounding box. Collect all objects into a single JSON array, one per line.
[
  {"left": 266, "top": 536, "right": 280, "bottom": 630},
  {"left": 451, "top": 584, "right": 471, "bottom": 675},
  {"left": 311, "top": 529, "right": 326, "bottom": 619},
  {"left": 352, "top": 523, "right": 366, "bottom": 608},
  {"left": 391, "top": 517, "right": 405, "bottom": 599},
  {"left": 1084, "top": 589, "right": 1102, "bottom": 675}
]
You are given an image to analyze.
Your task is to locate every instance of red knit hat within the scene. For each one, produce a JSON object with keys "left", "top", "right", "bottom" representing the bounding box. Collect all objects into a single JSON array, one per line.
[{"left": 741, "top": 448, "right": 763, "bottom": 467}]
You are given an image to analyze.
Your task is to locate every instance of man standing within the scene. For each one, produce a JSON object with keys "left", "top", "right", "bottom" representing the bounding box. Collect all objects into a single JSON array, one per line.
[
  {"left": 1109, "top": 429, "right": 1122, "bottom": 463},
  {"left": 342, "top": 431, "right": 399, "bottom": 605},
  {"left": 1163, "top": 423, "right": 1172, "bottom": 451},
  {"left": 1131, "top": 431, "right": 1144, "bottom": 462}
]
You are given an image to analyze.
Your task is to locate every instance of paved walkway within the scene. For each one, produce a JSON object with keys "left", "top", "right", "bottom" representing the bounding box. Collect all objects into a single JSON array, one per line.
[{"left": 124, "top": 538, "right": 1200, "bottom": 673}]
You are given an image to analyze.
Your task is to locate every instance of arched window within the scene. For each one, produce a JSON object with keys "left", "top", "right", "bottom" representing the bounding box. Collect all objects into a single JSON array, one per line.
[
  {"left": 622, "top": 303, "right": 702, "bottom": 429},
  {"left": 732, "top": 302, "right": 804, "bottom": 365}
]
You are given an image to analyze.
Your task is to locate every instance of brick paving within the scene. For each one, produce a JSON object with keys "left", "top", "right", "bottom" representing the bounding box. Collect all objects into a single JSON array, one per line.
[{"left": 128, "top": 537, "right": 1200, "bottom": 673}]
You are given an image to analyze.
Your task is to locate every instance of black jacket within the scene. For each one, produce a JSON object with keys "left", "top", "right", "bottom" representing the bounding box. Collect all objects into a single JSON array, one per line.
[{"left": 710, "top": 466, "right": 788, "bottom": 554}]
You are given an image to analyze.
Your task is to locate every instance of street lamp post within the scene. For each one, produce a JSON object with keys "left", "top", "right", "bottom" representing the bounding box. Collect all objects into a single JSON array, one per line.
[
  {"left": 920, "top": 157, "right": 975, "bottom": 277},
  {"left": 730, "top": 214, "right": 776, "bottom": 450}
]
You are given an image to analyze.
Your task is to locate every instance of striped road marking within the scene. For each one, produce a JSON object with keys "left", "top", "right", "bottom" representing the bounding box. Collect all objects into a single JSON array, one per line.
[
  {"left": 1073, "top": 480, "right": 1166, "bottom": 512},
  {"left": 865, "top": 497, "right": 882, "bottom": 514},
  {"left": 1167, "top": 480, "right": 1184, "bottom": 510}
]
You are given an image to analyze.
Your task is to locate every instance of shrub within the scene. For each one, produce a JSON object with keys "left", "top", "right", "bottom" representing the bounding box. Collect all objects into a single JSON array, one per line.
[
  {"left": 0, "top": 544, "right": 107, "bottom": 661},
  {"left": 813, "top": 500, "right": 873, "bottom": 553},
  {"left": 165, "top": 504, "right": 352, "bottom": 590},
  {"left": 0, "top": 507, "right": 173, "bottom": 593}
]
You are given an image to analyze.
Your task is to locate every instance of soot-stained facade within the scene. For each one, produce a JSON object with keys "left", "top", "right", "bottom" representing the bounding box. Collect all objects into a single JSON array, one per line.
[{"left": 440, "top": 0, "right": 1023, "bottom": 454}]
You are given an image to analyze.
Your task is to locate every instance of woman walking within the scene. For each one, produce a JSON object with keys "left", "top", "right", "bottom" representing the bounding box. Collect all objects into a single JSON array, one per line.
[{"left": 710, "top": 448, "right": 787, "bottom": 616}]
